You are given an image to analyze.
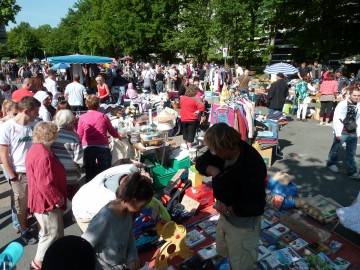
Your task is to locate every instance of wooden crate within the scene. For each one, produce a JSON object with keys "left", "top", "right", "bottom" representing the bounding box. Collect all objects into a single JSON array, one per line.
[{"left": 141, "top": 138, "right": 163, "bottom": 147}]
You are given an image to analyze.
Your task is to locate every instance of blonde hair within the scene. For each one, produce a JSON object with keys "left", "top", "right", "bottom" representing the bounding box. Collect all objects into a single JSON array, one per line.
[
  {"left": 32, "top": 122, "right": 58, "bottom": 147},
  {"left": 2, "top": 100, "right": 18, "bottom": 117},
  {"left": 95, "top": 76, "right": 104, "bottom": 82},
  {"left": 85, "top": 94, "right": 100, "bottom": 110},
  {"left": 204, "top": 123, "right": 241, "bottom": 153}
]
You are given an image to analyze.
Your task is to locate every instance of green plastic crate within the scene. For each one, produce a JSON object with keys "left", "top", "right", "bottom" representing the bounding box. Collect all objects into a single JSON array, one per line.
[
  {"left": 169, "top": 157, "right": 190, "bottom": 170},
  {"left": 151, "top": 163, "right": 176, "bottom": 190}
]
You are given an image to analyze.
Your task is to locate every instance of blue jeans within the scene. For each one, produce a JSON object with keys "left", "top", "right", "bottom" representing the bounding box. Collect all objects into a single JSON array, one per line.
[
  {"left": 2, "top": 167, "right": 20, "bottom": 229},
  {"left": 327, "top": 133, "right": 358, "bottom": 175},
  {"left": 156, "top": 81, "right": 164, "bottom": 93},
  {"left": 116, "top": 86, "right": 126, "bottom": 104},
  {"left": 268, "top": 108, "right": 282, "bottom": 115},
  {"left": 84, "top": 146, "right": 112, "bottom": 182}
]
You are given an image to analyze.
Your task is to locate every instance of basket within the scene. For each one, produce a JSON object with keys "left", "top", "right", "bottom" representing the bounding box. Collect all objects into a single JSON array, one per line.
[{"left": 141, "top": 138, "right": 163, "bottom": 147}]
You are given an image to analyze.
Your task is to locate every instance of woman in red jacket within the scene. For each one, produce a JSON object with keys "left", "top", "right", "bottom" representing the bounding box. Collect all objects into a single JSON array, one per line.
[
  {"left": 318, "top": 72, "right": 338, "bottom": 126},
  {"left": 26, "top": 122, "right": 67, "bottom": 270},
  {"left": 180, "top": 84, "right": 205, "bottom": 150}
]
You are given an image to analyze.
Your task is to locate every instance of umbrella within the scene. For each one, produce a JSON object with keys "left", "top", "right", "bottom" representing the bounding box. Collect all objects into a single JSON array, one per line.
[
  {"left": 340, "top": 54, "right": 360, "bottom": 64},
  {"left": 120, "top": 56, "right": 133, "bottom": 61},
  {"left": 48, "top": 54, "right": 113, "bottom": 64},
  {"left": 264, "top": 63, "right": 298, "bottom": 75},
  {"left": 50, "top": 63, "right": 70, "bottom": 70}
]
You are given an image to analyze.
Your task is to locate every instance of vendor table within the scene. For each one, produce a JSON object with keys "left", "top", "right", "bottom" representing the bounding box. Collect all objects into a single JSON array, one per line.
[{"left": 132, "top": 140, "right": 176, "bottom": 163}]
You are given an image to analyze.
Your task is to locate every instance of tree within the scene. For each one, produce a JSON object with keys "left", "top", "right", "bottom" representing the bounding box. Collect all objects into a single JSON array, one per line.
[
  {"left": 7, "top": 22, "right": 41, "bottom": 59},
  {"left": 0, "top": 0, "right": 21, "bottom": 26}
]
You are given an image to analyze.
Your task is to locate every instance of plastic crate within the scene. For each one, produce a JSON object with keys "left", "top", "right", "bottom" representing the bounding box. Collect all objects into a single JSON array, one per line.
[
  {"left": 151, "top": 163, "right": 176, "bottom": 190},
  {"left": 169, "top": 157, "right": 190, "bottom": 170}
]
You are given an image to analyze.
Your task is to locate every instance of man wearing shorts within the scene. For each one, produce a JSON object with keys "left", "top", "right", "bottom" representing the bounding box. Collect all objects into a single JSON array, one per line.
[{"left": 0, "top": 96, "right": 40, "bottom": 245}]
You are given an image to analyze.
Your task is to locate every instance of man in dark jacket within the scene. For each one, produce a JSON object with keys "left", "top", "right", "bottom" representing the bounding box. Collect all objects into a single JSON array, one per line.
[
  {"left": 195, "top": 123, "right": 266, "bottom": 270},
  {"left": 267, "top": 72, "right": 289, "bottom": 114}
]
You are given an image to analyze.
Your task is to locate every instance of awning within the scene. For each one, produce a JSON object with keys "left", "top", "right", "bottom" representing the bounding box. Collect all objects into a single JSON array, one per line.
[{"left": 47, "top": 54, "right": 113, "bottom": 64}]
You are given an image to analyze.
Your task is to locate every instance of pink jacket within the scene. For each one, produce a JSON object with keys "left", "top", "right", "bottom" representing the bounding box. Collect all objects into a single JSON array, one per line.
[
  {"left": 319, "top": 80, "right": 338, "bottom": 96},
  {"left": 77, "top": 111, "right": 119, "bottom": 146}
]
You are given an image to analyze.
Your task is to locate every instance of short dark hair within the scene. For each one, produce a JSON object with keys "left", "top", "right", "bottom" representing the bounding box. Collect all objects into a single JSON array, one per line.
[
  {"left": 73, "top": 74, "right": 81, "bottom": 82},
  {"left": 348, "top": 85, "right": 360, "bottom": 95},
  {"left": 115, "top": 172, "right": 153, "bottom": 203},
  {"left": 185, "top": 84, "right": 198, "bottom": 97},
  {"left": 18, "top": 96, "right": 41, "bottom": 112},
  {"left": 48, "top": 70, "right": 56, "bottom": 76}
]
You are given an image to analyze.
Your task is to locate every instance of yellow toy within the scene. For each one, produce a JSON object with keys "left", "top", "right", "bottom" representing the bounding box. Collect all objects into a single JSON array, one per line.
[{"left": 154, "top": 221, "right": 194, "bottom": 269}]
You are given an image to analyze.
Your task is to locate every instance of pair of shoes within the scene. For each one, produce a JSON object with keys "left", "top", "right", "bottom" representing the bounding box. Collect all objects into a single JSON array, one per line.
[
  {"left": 327, "top": 165, "right": 339, "bottom": 173},
  {"left": 349, "top": 173, "right": 360, "bottom": 180},
  {"left": 318, "top": 122, "right": 325, "bottom": 126},
  {"left": 302, "top": 119, "right": 307, "bottom": 122},
  {"left": 21, "top": 231, "right": 39, "bottom": 245},
  {"left": 180, "top": 143, "right": 188, "bottom": 149}
]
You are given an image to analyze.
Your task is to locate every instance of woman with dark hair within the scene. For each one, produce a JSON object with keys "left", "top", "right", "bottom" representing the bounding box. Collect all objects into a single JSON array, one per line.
[
  {"left": 77, "top": 95, "right": 120, "bottom": 182},
  {"left": 318, "top": 72, "right": 338, "bottom": 126},
  {"left": 179, "top": 84, "right": 205, "bottom": 150},
  {"left": 82, "top": 172, "right": 153, "bottom": 270},
  {"left": 56, "top": 100, "right": 72, "bottom": 113}
]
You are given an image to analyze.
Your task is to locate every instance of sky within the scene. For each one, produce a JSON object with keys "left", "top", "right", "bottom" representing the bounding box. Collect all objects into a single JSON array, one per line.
[{"left": 6, "top": 0, "right": 77, "bottom": 29}]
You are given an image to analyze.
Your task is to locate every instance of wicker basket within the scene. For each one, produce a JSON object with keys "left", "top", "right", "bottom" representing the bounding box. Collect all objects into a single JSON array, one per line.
[{"left": 141, "top": 138, "right": 163, "bottom": 147}]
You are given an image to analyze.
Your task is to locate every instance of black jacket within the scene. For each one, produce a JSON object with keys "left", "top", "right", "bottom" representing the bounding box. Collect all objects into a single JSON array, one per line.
[
  {"left": 267, "top": 79, "right": 289, "bottom": 109},
  {"left": 196, "top": 141, "right": 266, "bottom": 217}
]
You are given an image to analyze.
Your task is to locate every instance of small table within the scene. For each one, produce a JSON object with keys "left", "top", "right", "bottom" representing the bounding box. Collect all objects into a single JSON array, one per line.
[{"left": 132, "top": 140, "right": 176, "bottom": 163}]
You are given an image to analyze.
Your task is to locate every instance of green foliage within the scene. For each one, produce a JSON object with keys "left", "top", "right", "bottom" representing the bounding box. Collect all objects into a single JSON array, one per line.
[
  {"left": 3, "top": 0, "right": 360, "bottom": 64},
  {"left": 0, "top": 0, "right": 21, "bottom": 26}
]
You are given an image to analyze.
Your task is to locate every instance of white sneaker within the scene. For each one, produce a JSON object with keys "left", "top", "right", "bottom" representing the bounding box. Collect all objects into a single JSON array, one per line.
[
  {"left": 327, "top": 165, "right": 339, "bottom": 173},
  {"left": 349, "top": 173, "right": 360, "bottom": 180},
  {"left": 180, "top": 143, "right": 188, "bottom": 149}
]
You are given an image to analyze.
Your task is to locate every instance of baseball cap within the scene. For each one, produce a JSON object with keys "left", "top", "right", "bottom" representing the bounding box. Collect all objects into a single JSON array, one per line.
[{"left": 277, "top": 72, "right": 285, "bottom": 78}]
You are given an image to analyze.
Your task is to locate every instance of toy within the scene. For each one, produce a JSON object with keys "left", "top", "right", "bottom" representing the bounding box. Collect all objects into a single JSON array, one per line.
[{"left": 155, "top": 221, "right": 194, "bottom": 269}]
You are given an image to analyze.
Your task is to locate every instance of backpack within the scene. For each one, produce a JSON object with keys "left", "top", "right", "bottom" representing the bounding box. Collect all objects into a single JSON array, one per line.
[{"left": 295, "top": 82, "right": 308, "bottom": 101}]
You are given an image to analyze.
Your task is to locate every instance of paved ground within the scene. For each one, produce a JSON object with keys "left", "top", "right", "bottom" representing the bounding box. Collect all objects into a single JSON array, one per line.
[{"left": 1, "top": 111, "right": 360, "bottom": 269}]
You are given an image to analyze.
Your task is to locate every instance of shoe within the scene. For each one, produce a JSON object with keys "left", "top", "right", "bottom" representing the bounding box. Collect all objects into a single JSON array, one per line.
[
  {"left": 180, "top": 143, "right": 188, "bottom": 149},
  {"left": 327, "top": 165, "right": 339, "bottom": 173},
  {"left": 325, "top": 122, "right": 332, "bottom": 126},
  {"left": 21, "top": 231, "right": 38, "bottom": 245},
  {"left": 297, "top": 118, "right": 301, "bottom": 121},
  {"left": 13, "top": 226, "right": 20, "bottom": 234},
  {"left": 349, "top": 173, "right": 360, "bottom": 180},
  {"left": 302, "top": 119, "right": 307, "bottom": 122},
  {"left": 319, "top": 122, "right": 325, "bottom": 126}
]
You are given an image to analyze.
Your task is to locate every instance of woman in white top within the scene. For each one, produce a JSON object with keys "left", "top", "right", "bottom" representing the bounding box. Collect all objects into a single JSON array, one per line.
[{"left": 34, "top": 91, "right": 52, "bottom": 122}]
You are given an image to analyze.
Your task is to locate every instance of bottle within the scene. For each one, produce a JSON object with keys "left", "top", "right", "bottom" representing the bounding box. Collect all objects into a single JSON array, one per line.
[{"left": 0, "top": 242, "right": 24, "bottom": 269}]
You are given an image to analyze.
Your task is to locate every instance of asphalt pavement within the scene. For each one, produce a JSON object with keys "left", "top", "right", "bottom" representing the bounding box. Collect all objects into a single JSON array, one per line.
[{"left": 1, "top": 111, "right": 360, "bottom": 269}]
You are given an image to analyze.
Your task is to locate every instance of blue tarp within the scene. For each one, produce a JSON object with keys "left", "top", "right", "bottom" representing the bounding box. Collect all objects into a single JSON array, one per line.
[{"left": 48, "top": 54, "right": 113, "bottom": 64}]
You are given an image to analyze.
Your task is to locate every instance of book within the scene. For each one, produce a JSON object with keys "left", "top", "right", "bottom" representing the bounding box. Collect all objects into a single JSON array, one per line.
[
  {"left": 281, "top": 231, "right": 298, "bottom": 243},
  {"left": 262, "top": 209, "right": 279, "bottom": 224},
  {"left": 305, "top": 255, "right": 334, "bottom": 270},
  {"left": 185, "top": 230, "right": 206, "bottom": 248},
  {"left": 257, "top": 245, "right": 271, "bottom": 261},
  {"left": 267, "top": 241, "right": 288, "bottom": 252},
  {"left": 197, "top": 219, "right": 214, "bottom": 230},
  {"left": 271, "top": 247, "right": 301, "bottom": 265},
  {"left": 333, "top": 257, "right": 351, "bottom": 270},
  {"left": 307, "top": 242, "right": 332, "bottom": 256},
  {"left": 317, "top": 252, "right": 340, "bottom": 270},
  {"left": 261, "top": 219, "right": 272, "bottom": 230},
  {"left": 289, "top": 238, "right": 309, "bottom": 251},
  {"left": 203, "top": 224, "right": 217, "bottom": 235},
  {"left": 268, "top": 223, "right": 290, "bottom": 238},
  {"left": 257, "top": 254, "right": 281, "bottom": 270},
  {"left": 327, "top": 240, "right": 342, "bottom": 254},
  {"left": 197, "top": 243, "right": 217, "bottom": 260},
  {"left": 260, "top": 229, "right": 279, "bottom": 244}
]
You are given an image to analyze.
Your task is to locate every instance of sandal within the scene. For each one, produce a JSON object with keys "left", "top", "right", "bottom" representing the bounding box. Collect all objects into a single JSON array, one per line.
[{"left": 30, "top": 259, "right": 41, "bottom": 270}]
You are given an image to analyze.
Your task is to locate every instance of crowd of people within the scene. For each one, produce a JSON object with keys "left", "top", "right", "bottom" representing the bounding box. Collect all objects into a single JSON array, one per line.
[{"left": 0, "top": 58, "right": 360, "bottom": 270}]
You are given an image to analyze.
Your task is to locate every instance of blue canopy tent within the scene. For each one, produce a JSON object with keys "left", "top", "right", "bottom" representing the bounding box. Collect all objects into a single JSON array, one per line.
[
  {"left": 47, "top": 54, "right": 113, "bottom": 84},
  {"left": 47, "top": 54, "right": 113, "bottom": 64}
]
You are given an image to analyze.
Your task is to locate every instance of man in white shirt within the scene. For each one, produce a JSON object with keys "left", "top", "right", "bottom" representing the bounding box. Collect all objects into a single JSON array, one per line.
[
  {"left": 64, "top": 73, "right": 87, "bottom": 111},
  {"left": 43, "top": 70, "right": 59, "bottom": 106},
  {"left": 0, "top": 96, "right": 40, "bottom": 245}
]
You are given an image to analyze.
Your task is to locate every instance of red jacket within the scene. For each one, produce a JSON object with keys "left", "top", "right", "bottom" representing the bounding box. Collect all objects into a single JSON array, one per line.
[
  {"left": 11, "top": 88, "right": 34, "bottom": 102},
  {"left": 26, "top": 144, "right": 67, "bottom": 213},
  {"left": 180, "top": 96, "right": 205, "bottom": 122}
]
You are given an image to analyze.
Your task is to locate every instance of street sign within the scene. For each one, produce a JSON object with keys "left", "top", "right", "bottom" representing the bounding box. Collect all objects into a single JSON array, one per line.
[{"left": 222, "top": 48, "right": 228, "bottom": 58}]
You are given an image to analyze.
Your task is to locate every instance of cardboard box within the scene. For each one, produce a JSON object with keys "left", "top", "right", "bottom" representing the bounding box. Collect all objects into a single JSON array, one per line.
[{"left": 253, "top": 142, "right": 274, "bottom": 167}]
